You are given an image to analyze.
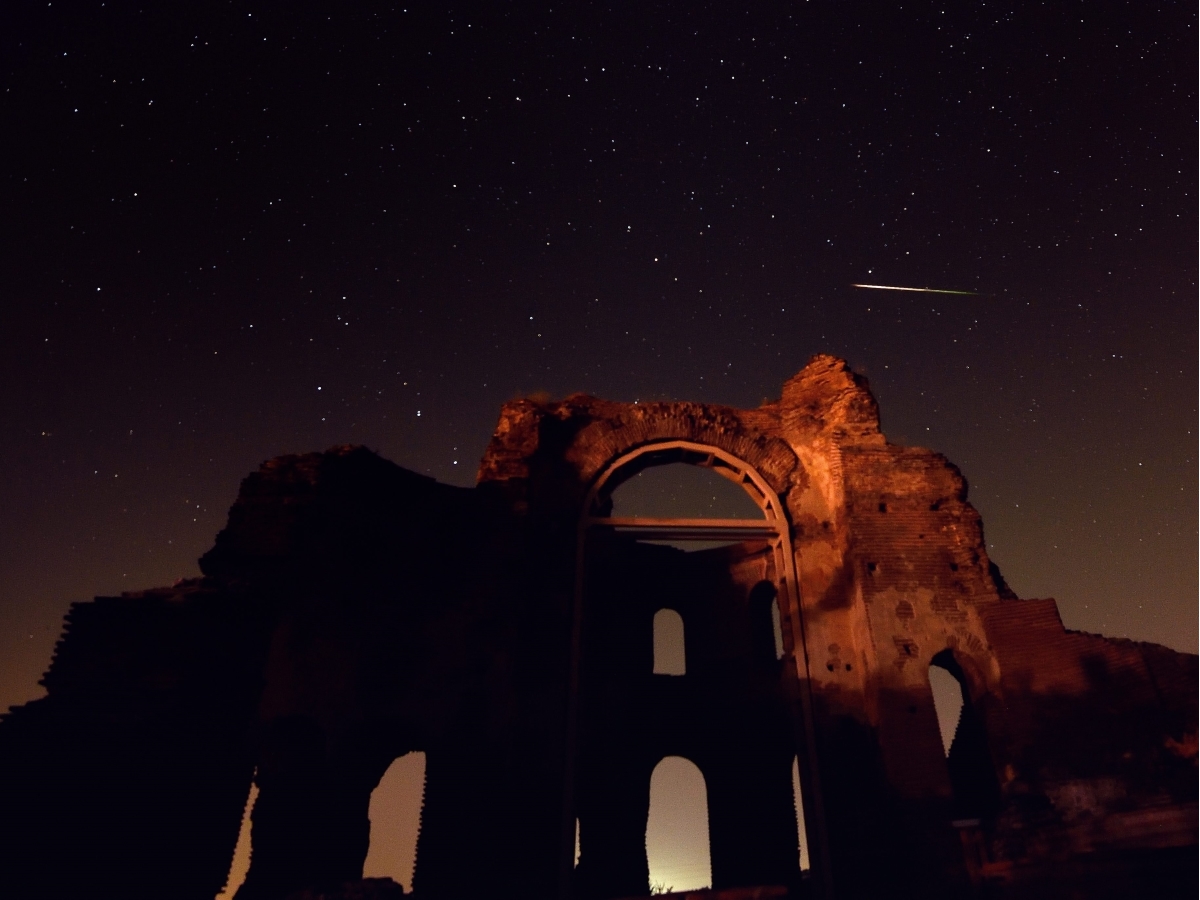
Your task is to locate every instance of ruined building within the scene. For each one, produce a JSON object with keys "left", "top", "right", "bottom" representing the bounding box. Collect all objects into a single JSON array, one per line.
[{"left": 0, "top": 356, "right": 1195, "bottom": 900}]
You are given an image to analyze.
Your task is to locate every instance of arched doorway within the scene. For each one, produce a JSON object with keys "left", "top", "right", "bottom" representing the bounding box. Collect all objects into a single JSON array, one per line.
[
  {"left": 363, "top": 751, "right": 427, "bottom": 893},
  {"left": 646, "top": 756, "right": 712, "bottom": 892},
  {"left": 215, "top": 774, "right": 258, "bottom": 900},
  {"left": 928, "top": 651, "right": 1000, "bottom": 821}
]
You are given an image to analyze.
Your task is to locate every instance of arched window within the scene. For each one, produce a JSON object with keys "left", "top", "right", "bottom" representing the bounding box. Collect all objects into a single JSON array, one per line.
[
  {"left": 363, "top": 752, "right": 427, "bottom": 893},
  {"left": 653, "top": 608, "right": 686, "bottom": 675},
  {"left": 928, "top": 651, "right": 1000, "bottom": 820},
  {"left": 646, "top": 756, "right": 712, "bottom": 892}
]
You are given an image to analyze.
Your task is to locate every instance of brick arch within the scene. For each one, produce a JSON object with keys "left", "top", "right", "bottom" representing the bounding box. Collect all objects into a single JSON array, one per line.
[
  {"left": 572, "top": 441, "right": 803, "bottom": 659},
  {"left": 935, "top": 642, "right": 996, "bottom": 706},
  {"left": 562, "top": 402, "right": 804, "bottom": 499},
  {"left": 581, "top": 439, "right": 793, "bottom": 524}
]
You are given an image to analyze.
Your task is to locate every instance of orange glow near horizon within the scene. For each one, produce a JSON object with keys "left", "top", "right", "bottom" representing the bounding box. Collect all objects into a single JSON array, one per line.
[{"left": 646, "top": 756, "right": 712, "bottom": 892}]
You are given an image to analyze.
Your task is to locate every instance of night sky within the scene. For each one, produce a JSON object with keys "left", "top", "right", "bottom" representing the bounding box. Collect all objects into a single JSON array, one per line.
[{"left": 1, "top": 0, "right": 1195, "bottom": 727}]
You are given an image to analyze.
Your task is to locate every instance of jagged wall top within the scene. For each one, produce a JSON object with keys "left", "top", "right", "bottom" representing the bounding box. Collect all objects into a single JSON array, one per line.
[{"left": 477, "top": 354, "right": 884, "bottom": 494}]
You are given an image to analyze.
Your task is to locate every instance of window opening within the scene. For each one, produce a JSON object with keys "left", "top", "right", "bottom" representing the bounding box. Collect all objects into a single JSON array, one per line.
[
  {"left": 363, "top": 751, "right": 427, "bottom": 893},
  {"left": 646, "top": 756, "right": 712, "bottom": 892},
  {"left": 791, "top": 756, "right": 810, "bottom": 872},
  {"left": 215, "top": 771, "right": 258, "bottom": 900},
  {"left": 574, "top": 817, "right": 581, "bottom": 869},
  {"left": 653, "top": 609, "right": 686, "bottom": 675}
]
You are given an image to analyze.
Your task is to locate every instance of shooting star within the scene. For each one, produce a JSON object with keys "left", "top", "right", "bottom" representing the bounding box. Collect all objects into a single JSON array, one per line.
[{"left": 852, "top": 283, "right": 977, "bottom": 296}]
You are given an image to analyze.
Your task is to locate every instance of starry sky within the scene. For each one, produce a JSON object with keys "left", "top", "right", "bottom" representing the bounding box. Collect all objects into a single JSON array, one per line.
[{"left": 1, "top": 1, "right": 1195, "bottom": 720}]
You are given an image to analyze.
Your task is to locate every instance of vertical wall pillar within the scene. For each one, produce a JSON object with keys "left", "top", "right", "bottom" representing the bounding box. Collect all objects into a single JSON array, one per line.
[
  {"left": 705, "top": 748, "right": 800, "bottom": 891},
  {"left": 573, "top": 751, "right": 653, "bottom": 899},
  {"left": 235, "top": 718, "right": 373, "bottom": 900}
]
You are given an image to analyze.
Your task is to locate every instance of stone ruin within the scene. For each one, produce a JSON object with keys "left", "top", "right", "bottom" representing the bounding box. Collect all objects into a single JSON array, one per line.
[{"left": 0, "top": 356, "right": 1194, "bottom": 900}]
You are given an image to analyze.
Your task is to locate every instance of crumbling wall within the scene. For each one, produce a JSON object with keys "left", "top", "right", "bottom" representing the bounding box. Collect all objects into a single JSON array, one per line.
[
  {"left": 981, "top": 601, "right": 1198, "bottom": 876},
  {"left": 0, "top": 582, "right": 269, "bottom": 900},
  {"left": 201, "top": 446, "right": 571, "bottom": 900},
  {"left": 0, "top": 357, "right": 1194, "bottom": 900},
  {"left": 479, "top": 354, "right": 1197, "bottom": 899}
]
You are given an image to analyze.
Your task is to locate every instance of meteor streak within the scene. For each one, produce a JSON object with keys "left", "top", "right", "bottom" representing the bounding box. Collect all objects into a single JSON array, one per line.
[{"left": 852, "top": 283, "right": 977, "bottom": 296}]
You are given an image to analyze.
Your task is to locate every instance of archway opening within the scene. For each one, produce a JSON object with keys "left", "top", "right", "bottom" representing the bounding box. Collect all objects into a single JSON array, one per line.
[
  {"left": 214, "top": 773, "right": 258, "bottom": 900},
  {"left": 928, "top": 651, "right": 1000, "bottom": 820},
  {"left": 611, "top": 462, "right": 765, "bottom": 521},
  {"left": 928, "top": 665, "right": 964, "bottom": 756},
  {"left": 609, "top": 461, "right": 767, "bottom": 552},
  {"left": 652, "top": 608, "right": 687, "bottom": 675},
  {"left": 363, "top": 751, "right": 427, "bottom": 892},
  {"left": 646, "top": 756, "right": 712, "bottom": 893}
]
